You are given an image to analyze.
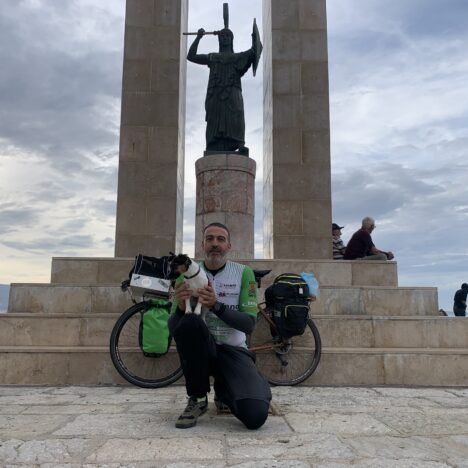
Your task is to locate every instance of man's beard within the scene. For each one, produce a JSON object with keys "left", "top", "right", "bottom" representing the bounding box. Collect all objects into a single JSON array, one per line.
[{"left": 206, "top": 249, "right": 227, "bottom": 263}]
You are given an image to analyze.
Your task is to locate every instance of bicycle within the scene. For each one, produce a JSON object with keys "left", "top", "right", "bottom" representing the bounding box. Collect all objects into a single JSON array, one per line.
[{"left": 110, "top": 269, "right": 321, "bottom": 388}]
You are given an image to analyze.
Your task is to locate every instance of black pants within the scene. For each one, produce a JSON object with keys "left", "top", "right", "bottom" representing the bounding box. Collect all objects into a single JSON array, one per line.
[{"left": 173, "top": 314, "right": 271, "bottom": 430}]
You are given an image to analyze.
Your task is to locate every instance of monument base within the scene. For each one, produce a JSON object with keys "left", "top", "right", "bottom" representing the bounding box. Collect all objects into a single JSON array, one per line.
[
  {"left": 3, "top": 257, "right": 468, "bottom": 386},
  {"left": 194, "top": 153, "right": 256, "bottom": 259}
]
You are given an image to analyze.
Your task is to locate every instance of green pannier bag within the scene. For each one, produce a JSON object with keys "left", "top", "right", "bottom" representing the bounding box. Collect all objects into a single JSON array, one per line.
[{"left": 138, "top": 298, "right": 172, "bottom": 357}]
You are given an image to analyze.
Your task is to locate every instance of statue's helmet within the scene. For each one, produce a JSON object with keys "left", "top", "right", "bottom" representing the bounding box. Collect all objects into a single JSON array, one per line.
[{"left": 218, "top": 28, "right": 234, "bottom": 52}]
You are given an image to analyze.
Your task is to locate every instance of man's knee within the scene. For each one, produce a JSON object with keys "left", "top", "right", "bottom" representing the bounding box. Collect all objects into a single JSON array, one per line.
[
  {"left": 235, "top": 399, "right": 269, "bottom": 430},
  {"left": 174, "top": 314, "right": 208, "bottom": 340}
]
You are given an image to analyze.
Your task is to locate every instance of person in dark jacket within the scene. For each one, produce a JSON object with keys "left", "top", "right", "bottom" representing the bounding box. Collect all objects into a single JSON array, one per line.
[
  {"left": 344, "top": 216, "right": 394, "bottom": 261},
  {"left": 453, "top": 283, "right": 468, "bottom": 317}
]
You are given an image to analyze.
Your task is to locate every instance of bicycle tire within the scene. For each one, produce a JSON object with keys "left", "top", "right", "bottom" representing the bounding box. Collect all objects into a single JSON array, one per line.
[
  {"left": 110, "top": 302, "right": 183, "bottom": 388},
  {"left": 250, "top": 312, "right": 321, "bottom": 386}
]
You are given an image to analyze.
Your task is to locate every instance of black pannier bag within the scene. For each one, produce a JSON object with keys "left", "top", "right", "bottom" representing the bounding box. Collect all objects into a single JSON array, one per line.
[
  {"left": 264, "top": 273, "right": 310, "bottom": 338},
  {"left": 124, "top": 254, "right": 177, "bottom": 296},
  {"left": 130, "top": 254, "right": 175, "bottom": 280}
]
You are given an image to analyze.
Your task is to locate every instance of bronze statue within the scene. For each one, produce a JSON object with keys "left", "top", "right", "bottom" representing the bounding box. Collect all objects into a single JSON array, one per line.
[{"left": 185, "top": 3, "right": 262, "bottom": 156}]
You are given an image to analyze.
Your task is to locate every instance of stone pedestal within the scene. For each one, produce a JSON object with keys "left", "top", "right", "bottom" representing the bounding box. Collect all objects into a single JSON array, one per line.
[{"left": 194, "top": 154, "right": 256, "bottom": 259}]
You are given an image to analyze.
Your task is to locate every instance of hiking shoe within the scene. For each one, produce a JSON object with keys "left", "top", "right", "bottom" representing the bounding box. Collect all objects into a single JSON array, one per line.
[
  {"left": 175, "top": 396, "right": 208, "bottom": 429},
  {"left": 214, "top": 395, "right": 231, "bottom": 415}
]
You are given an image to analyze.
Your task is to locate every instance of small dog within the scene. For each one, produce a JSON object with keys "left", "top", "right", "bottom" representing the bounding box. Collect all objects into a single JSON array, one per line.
[{"left": 171, "top": 254, "right": 209, "bottom": 315}]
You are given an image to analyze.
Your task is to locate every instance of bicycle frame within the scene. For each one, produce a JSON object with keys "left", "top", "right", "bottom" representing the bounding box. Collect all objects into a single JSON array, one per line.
[{"left": 247, "top": 304, "right": 287, "bottom": 352}]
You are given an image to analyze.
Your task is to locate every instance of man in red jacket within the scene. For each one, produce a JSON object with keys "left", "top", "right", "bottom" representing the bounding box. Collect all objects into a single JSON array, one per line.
[{"left": 344, "top": 216, "right": 394, "bottom": 261}]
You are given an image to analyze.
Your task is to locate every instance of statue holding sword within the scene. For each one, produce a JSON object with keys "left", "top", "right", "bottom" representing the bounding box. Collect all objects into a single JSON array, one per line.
[{"left": 184, "top": 3, "right": 262, "bottom": 156}]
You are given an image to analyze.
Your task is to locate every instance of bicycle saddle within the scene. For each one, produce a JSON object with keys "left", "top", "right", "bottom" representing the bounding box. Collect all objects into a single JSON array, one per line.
[{"left": 253, "top": 269, "right": 272, "bottom": 287}]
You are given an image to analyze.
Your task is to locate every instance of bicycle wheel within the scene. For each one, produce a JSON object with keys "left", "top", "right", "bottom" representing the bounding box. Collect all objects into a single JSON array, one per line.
[
  {"left": 250, "top": 311, "right": 321, "bottom": 386},
  {"left": 110, "top": 302, "right": 183, "bottom": 388}
]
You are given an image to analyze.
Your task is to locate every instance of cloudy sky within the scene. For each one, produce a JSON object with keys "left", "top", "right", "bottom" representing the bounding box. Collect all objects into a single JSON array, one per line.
[{"left": 0, "top": 0, "right": 467, "bottom": 312}]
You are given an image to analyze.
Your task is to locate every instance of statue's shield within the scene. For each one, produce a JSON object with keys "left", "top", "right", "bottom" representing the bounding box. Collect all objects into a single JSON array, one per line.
[{"left": 252, "top": 18, "right": 263, "bottom": 76}]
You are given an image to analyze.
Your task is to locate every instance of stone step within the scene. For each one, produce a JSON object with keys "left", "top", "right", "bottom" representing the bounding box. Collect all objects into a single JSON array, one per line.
[
  {"left": 1, "top": 314, "right": 465, "bottom": 348},
  {"left": 0, "top": 345, "right": 466, "bottom": 386},
  {"left": 51, "top": 257, "right": 398, "bottom": 287},
  {"left": 8, "top": 283, "right": 438, "bottom": 316}
]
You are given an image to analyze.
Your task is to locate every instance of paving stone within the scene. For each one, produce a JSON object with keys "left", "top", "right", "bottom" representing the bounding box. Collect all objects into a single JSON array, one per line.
[
  {"left": 86, "top": 437, "right": 224, "bottom": 463},
  {"left": 421, "top": 395, "right": 468, "bottom": 408},
  {"left": 343, "top": 435, "right": 447, "bottom": 461},
  {"left": 0, "top": 385, "right": 467, "bottom": 466},
  {"left": 314, "top": 459, "right": 452, "bottom": 467},
  {"left": 446, "top": 459, "right": 468, "bottom": 468},
  {"left": 0, "top": 415, "right": 71, "bottom": 438},
  {"left": 54, "top": 412, "right": 290, "bottom": 437},
  {"left": 228, "top": 462, "right": 310, "bottom": 468},
  {"left": 227, "top": 433, "right": 355, "bottom": 460},
  {"left": 42, "top": 464, "right": 154, "bottom": 468},
  {"left": 429, "top": 435, "right": 468, "bottom": 459},
  {"left": 0, "top": 405, "right": 26, "bottom": 415},
  {"left": 285, "top": 412, "right": 395, "bottom": 435},
  {"left": 373, "top": 410, "right": 468, "bottom": 436},
  {"left": 159, "top": 463, "right": 226, "bottom": 468},
  {"left": 271, "top": 387, "right": 380, "bottom": 404},
  {"left": 0, "top": 387, "right": 50, "bottom": 397},
  {"left": 277, "top": 396, "right": 438, "bottom": 415},
  {"left": 351, "top": 396, "right": 448, "bottom": 410},
  {"left": 21, "top": 404, "right": 126, "bottom": 415},
  {"left": 127, "top": 402, "right": 178, "bottom": 414},
  {"left": 372, "top": 388, "right": 455, "bottom": 398},
  {"left": 0, "top": 394, "right": 80, "bottom": 405},
  {"left": 46, "top": 386, "right": 124, "bottom": 396},
  {"left": 76, "top": 391, "right": 176, "bottom": 405},
  {"left": 0, "top": 438, "right": 96, "bottom": 464}
]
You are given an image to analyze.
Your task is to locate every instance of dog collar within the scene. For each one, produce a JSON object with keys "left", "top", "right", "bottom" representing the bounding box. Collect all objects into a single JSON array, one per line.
[{"left": 184, "top": 264, "right": 201, "bottom": 280}]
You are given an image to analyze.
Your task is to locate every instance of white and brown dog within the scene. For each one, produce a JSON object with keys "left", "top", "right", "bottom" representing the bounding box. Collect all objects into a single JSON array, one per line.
[{"left": 171, "top": 254, "right": 209, "bottom": 315}]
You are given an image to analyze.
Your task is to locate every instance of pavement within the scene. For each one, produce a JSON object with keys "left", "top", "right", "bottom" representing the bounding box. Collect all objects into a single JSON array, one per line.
[{"left": 0, "top": 385, "right": 467, "bottom": 467}]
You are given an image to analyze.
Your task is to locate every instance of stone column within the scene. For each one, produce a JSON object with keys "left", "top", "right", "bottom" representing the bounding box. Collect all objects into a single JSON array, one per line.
[
  {"left": 263, "top": 0, "right": 332, "bottom": 259},
  {"left": 195, "top": 155, "right": 256, "bottom": 260},
  {"left": 114, "top": 0, "right": 188, "bottom": 257}
]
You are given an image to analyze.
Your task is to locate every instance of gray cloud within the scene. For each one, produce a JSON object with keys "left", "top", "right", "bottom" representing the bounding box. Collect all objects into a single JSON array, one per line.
[
  {"left": 0, "top": 209, "right": 39, "bottom": 234},
  {"left": 0, "top": 2, "right": 122, "bottom": 170},
  {"left": 3, "top": 234, "right": 94, "bottom": 254}
]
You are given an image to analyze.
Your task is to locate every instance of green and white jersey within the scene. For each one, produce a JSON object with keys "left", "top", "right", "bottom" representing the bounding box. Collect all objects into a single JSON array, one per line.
[
  {"left": 171, "top": 261, "right": 257, "bottom": 348},
  {"left": 203, "top": 261, "right": 257, "bottom": 347}
]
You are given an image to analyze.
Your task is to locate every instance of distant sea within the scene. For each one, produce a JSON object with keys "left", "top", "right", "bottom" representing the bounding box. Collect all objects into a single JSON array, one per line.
[{"left": 0, "top": 284, "right": 10, "bottom": 313}]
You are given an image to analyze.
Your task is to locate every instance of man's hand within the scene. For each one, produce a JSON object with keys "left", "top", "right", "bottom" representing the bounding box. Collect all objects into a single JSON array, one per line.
[
  {"left": 386, "top": 251, "right": 395, "bottom": 260},
  {"left": 197, "top": 28, "right": 205, "bottom": 39},
  {"left": 197, "top": 281, "right": 217, "bottom": 308},
  {"left": 174, "top": 281, "right": 192, "bottom": 311}
]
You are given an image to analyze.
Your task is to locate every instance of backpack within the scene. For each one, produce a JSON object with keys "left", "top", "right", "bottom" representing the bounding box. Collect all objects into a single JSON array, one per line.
[
  {"left": 139, "top": 298, "right": 172, "bottom": 356},
  {"left": 264, "top": 273, "right": 310, "bottom": 339}
]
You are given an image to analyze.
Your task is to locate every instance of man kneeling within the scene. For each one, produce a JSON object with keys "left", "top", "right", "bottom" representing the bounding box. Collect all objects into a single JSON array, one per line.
[{"left": 168, "top": 223, "right": 271, "bottom": 430}]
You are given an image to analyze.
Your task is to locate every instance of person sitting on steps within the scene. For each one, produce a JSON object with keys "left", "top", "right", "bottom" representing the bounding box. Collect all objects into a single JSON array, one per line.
[
  {"left": 332, "top": 223, "right": 346, "bottom": 260},
  {"left": 344, "top": 216, "right": 394, "bottom": 261},
  {"left": 168, "top": 222, "right": 272, "bottom": 430}
]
